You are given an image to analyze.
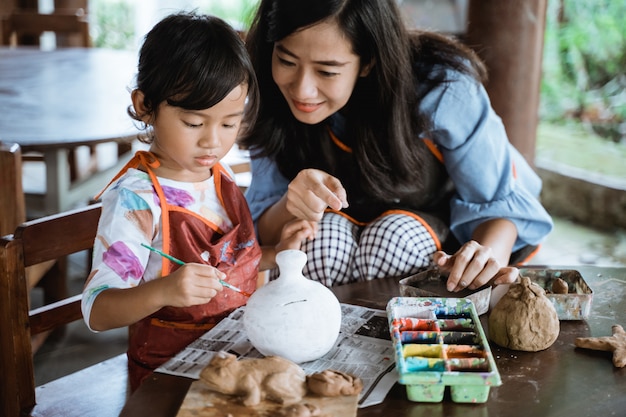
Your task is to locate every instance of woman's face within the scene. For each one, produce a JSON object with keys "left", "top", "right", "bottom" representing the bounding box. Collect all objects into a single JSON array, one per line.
[{"left": 271, "top": 20, "right": 370, "bottom": 125}]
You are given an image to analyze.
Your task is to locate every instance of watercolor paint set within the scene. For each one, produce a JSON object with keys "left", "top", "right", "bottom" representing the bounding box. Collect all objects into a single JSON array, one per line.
[
  {"left": 519, "top": 268, "right": 593, "bottom": 320},
  {"left": 386, "top": 297, "right": 501, "bottom": 403}
]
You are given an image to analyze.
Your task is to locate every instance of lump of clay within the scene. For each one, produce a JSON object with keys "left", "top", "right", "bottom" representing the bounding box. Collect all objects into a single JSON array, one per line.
[
  {"left": 551, "top": 278, "right": 569, "bottom": 294},
  {"left": 306, "top": 370, "right": 363, "bottom": 397},
  {"left": 488, "top": 276, "right": 560, "bottom": 352},
  {"left": 199, "top": 351, "right": 307, "bottom": 406}
]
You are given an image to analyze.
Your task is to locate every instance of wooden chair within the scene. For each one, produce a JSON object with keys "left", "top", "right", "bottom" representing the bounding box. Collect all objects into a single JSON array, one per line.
[
  {"left": 0, "top": 142, "right": 26, "bottom": 237},
  {"left": 1, "top": 8, "right": 90, "bottom": 48},
  {"left": 0, "top": 141, "right": 58, "bottom": 351},
  {"left": 0, "top": 203, "right": 129, "bottom": 416}
]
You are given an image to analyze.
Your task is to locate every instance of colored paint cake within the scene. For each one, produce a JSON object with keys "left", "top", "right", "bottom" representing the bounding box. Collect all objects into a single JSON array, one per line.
[{"left": 386, "top": 297, "right": 501, "bottom": 403}]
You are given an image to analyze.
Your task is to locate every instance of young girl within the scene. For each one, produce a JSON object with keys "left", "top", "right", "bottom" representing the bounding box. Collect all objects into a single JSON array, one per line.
[
  {"left": 241, "top": 0, "right": 554, "bottom": 291},
  {"left": 81, "top": 12, "right": 313, "bottom": 391}
]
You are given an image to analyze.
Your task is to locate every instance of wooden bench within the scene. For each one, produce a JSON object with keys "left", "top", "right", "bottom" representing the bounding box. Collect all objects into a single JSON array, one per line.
[{"left": 0, "top": 203, "right": 128, "bottom": 416}]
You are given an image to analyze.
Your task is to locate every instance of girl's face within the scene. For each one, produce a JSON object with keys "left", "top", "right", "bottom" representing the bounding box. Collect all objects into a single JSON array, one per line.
[
  {"left": 133, "top": 84, "right": 248, "bottom": 182},
  {"left": 272, "top": 20, "right": 370, "bottom": 125}
]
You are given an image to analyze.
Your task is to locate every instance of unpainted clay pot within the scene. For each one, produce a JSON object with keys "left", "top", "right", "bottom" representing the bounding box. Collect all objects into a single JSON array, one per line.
[
  {"left": 243, "top": 250, "right": 342, "bottom": 363},
  {"left": 488, "top": 276, "right": 560, "bottom": 352}
]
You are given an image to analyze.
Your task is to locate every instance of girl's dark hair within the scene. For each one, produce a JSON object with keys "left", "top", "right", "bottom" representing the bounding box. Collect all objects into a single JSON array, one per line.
[
  {"left": 240, "top": 0, "right": 486, "bottom": 202},
  {"left": 129, "top": 12, "right": 259, "bottom": 143}
]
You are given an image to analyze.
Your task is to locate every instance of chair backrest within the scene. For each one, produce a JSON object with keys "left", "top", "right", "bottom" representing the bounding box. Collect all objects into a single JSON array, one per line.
[
  {"left": 0, "top": 203, "right": 102, "bottom": 416},
  {"left": 0, "top": 141, "right": 26, "bottom": 236},
  {"left": 1, "top": 8, "right": 90, "bottom": 47}
]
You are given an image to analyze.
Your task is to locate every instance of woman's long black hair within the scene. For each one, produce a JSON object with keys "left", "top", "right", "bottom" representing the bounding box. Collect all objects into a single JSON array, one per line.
[{"left": 240, "top": 0, "right": 485, "bottom": 202}]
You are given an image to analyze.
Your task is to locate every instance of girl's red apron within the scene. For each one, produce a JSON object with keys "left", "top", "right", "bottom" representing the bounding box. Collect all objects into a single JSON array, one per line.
[{"left": 109, "top": 151, "right": 261, "bottom": 391}]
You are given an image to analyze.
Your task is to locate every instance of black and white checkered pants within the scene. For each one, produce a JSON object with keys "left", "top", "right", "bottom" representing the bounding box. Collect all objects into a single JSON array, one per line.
[{"left": 271, "top": 211, "right": 440, "bottom": 286}]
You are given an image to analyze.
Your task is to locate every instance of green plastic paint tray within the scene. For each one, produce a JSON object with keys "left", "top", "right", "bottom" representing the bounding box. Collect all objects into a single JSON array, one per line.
[{"left": 386, "top": 297, "right": 501, "bottom": 403}]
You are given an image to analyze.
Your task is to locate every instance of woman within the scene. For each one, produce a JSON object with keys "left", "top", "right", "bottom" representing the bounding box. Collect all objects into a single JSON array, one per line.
[{"left": 240, "top": 0, "right": 553, "bottom": 291}]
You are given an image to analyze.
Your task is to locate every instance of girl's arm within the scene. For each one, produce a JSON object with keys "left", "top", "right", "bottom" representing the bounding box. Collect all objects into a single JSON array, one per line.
[
  {"left": 257, "top": 193, "right": 294, "bottom": 245},
  {"left": 88, "top": 263, "right": 225, "bottom": 331},
  {"left": 259, "top": 219, "right": 317, "bottom": 270}
]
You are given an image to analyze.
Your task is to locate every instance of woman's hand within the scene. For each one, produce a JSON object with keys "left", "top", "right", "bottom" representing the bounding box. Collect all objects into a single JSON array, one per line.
[
  {"left": 163, "top": 263, "right": 225, "bottom": 307},
  {"left": 286, "top": 169, "right": 348, "bottom": 221},
  {"left": 433, "top": 240, "right": 519, "bottom": 292}
]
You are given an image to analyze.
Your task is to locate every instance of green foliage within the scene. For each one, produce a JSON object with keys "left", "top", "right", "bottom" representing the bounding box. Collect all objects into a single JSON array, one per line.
[
  {"left": 89, "top": 0, "right": 260, "bottom": 50},
  {"left": 195, "top": 0, "right": 260, "bottom": 28},
  {"left": 91, "top": 0, "right": 135, "bottom": 50},
  {"left": 541, "top": 0, "right": 626, "bottom": 142}
]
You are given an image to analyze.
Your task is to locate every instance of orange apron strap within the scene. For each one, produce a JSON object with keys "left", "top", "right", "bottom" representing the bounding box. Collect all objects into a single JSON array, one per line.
[
  {"left": 327, "top": 128, "right": 353, "bottom": 153},
  {"left": 93, "top": 151, "right": 161, "bottom": 200},
  {"left": 326, "top": 208, "right": 442, "bottom": 251},
  {"left": 140, "top": 155, "right": 173, "bottom": 275},
  {"left": 327, "top": 126, "right": 444, "bottom": 164},
  {"left": 325, "top": 208, "right": 368, "bottom": 226},
  {"left": 211, "top": 162, "right": 229, "bottom": 209},
  {"left": 422, "top": 139, "right": 444, "bottom": 163},
  {"left": 383, "top": 209, "right": 442, "bottom": 250}
]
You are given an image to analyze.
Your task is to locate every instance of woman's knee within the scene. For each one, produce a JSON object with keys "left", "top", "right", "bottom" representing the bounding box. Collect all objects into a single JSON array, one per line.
[
  {"left": 301, "top": 213, "right": 359, "bottom": 286},
  {"left": 354, "top": 214, "right": 438, "bottom": 279}
]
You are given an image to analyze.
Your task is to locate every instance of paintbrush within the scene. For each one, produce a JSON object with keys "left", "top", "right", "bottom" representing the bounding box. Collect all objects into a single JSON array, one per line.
[{"left": 140, "top": 243, "right": 251, "bottom": 297}]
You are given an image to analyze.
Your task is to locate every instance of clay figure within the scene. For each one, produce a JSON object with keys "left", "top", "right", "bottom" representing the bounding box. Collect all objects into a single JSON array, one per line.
[
  {"left": 199, "top": 351, "right": 307, "bottom": 406},
  {"left": 488, "top": 276, "right": 560, "bottom": 351},
  {"left": 279, "top": 403, "right": 321, "bottom": 417},
  {"left": 306, "top": 370, "right": 364, "bottom": 397},
  {"left": 575, "top": 324, "right": 626, "bottom": 368}
]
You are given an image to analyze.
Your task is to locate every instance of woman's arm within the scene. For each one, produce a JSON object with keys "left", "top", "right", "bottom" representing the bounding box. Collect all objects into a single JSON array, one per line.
[
  {"left": 472, "top": 218, "right": 518, "bottom": 266},
  {"left": 257, "top": 194, "right": 294, "bottom": 245},
  {"left": 423, "top": 69, "right": 552, "bottom": 251},
  {"left": 255, "top": 168, "right": 347, "bottom": 245},
  {"left": 422, "top": 69, "right": 548, "bottom": 291}
]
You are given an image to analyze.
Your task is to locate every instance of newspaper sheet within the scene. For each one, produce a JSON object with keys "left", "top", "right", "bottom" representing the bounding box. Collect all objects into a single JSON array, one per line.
[{"left": 155, "top": 303, "right": 399, "bottom": 408}]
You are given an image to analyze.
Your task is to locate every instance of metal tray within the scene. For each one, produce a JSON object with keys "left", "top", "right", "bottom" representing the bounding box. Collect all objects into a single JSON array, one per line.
[
  {"left": 399, "top": 269, "right": 491, "bottom": 315},
  {"left": 519, "top": 268, "right": 593, "bottom": 320}
]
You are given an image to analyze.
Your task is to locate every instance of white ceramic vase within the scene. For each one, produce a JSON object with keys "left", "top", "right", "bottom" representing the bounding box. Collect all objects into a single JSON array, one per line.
[{"left": 243, "top": 249, "right": 342, "bottom": 363}]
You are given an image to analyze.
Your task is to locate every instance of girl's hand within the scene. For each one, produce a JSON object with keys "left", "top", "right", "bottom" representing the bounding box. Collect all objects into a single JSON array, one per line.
[
  {"left": 286, "top": 169, "right": 348, "bottom": 221},
  {"left": 433, "top": 240, "right": 519, "bottom": 292},
  {"left": 276, "top": 219, "right": 318, "bottom": 252},
  {"left": 163, "top": 263, "right": 225, "bottom": 307}
]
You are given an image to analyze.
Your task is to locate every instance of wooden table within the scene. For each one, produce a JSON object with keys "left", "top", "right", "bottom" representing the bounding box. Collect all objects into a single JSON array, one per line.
[
  {"left": 0, "top": 47, "right": 140, "bottom": 217},
  {"left": 116, "top": 265, "right": 626, "bottom": 417}
]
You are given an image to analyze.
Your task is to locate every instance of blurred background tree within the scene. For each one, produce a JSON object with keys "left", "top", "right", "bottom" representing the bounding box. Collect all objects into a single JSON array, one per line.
[
  {"left": 541, "top": 0, "right": 626, "bottom": 143},
  {"left": 89, "top": 0, "right": 259, "bottom": 50}
]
